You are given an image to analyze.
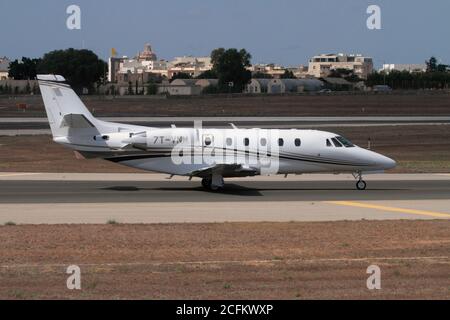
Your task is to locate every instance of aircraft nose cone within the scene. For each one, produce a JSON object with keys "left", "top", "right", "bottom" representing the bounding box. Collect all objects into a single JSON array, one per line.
[
  {"left": 358, "top": 148, "right": 397, "bottom": 170},
  {"left": 378, "top": 155, "right": 396, "bottom": 170}
]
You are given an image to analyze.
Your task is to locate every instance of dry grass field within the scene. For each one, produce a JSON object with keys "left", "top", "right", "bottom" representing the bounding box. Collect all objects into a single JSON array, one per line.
[
  {"left": 1, "top": 92, "right": 450, "bottom": 117},
  {"left": 0, "top": 220, "right": 448, "bottom": 299}
]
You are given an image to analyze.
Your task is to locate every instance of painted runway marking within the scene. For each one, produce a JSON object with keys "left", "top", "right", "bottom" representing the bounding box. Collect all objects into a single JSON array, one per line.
[{"left": 327, "top": 201, "right": 450, "bottom": 218}]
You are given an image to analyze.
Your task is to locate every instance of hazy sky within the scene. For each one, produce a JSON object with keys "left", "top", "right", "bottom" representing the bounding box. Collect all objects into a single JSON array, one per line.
[{"left": 1, "top": 0, "right": 449, "bottom": 67}]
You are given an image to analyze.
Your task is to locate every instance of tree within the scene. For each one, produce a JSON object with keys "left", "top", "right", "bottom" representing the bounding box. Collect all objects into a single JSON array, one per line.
[
  {"left": 210, "top": 48, "right": 252, "bottom": 93},
  {"left": 425, "top": 57, "right": 448, "bottom": 73},
  {"left": 8, "top": 57, "right": 41, "bottom": 80},
  {"left": 32, "top": 83, "right": 39, "bottom": 95},
  {"left": 211, "top": 48, "right": 226, "bottom": 66},
  {"left": 195, "top": 69, "right": 218, "bottom": 79},
  {"left": 280, "top": 70, "right": 296, "bottom": 79},
  {"left": 147, "top": 74, "right": 165, "bottom": 84},
  {"left": 328, "top": 68, "right": 361, "bottom": 83},
  {"left": 252, "top": 72, "right": 273, "bottom": 79},
  {"left": 127, "top": 81, "right": 134, "bottom": 95},
  {"left": 437, "top": 64, "right": 449, "bottom": 72},
  {"left": 202, "top": 85, "right": 220, "bottom": 94},
  {"left": 146, "top": 83, "right": 158, "bottom": 95},
  {"left": 25, "top": 81, "right": 31, "bottom": 94},
  {"left": 366, "top": 70, "right": 450, "bottom": 90},
  {"left": 171, "top": 72, "right": 192, "bottom": 81},
  {"left": 426, "top": 57, "right": 438, "bottom": 72},
  {"left": 109, "top": 85, "right": 116, "bottom": 96},
  {"left": 37, "top": 48, "right": 107, "bottom": 93}
]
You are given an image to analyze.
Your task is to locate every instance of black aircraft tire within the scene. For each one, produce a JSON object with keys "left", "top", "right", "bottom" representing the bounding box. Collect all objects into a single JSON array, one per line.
[
  {"left": 201, "top": 178, "right": 210, "bottom": 189},
  {"left": 356, "top": 180, "right": 367, "bottom": 190}
]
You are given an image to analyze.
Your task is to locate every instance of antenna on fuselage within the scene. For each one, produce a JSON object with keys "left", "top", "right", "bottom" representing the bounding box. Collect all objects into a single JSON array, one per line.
[{"left": 229, "top": 123, "right": 238, "bottom": 129}]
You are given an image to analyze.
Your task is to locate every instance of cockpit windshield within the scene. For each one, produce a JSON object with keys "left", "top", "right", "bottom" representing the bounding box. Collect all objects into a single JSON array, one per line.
[{"left": 335, "top": 136, "right": 355, "bottom": 147}]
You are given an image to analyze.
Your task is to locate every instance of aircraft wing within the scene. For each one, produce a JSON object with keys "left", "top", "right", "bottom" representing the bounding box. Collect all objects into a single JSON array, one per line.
[{"left": 189, "top": 163, "right": 258, "bottom": 178}]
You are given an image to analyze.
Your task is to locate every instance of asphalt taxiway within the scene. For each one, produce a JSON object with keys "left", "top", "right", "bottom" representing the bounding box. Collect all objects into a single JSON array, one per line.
[{"left": 0, "top": 173, "right": 449, "bottom": 224}]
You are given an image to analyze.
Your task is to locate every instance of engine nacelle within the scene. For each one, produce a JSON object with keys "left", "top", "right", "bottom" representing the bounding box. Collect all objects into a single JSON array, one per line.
[{"left": 91, "top": 132, "right": 133, "bottom": 149}]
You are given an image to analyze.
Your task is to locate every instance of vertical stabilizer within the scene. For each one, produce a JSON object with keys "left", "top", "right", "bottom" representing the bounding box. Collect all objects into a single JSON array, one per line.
[{"left": 37, "top": 75, "right": 99, "bottom": 138}]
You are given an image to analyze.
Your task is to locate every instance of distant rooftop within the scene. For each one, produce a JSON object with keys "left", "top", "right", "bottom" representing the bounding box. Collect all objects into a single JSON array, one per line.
[
  {"left": 313, "top": 53, "right": 366, "bottom": 57},
  {"left": 0, "top": 57, "right": 10, "bottom": 72}
]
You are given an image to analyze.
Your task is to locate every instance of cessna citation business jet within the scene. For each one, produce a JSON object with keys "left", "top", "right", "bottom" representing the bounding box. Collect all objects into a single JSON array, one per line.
[{"left": 37, "top": 75, "right": 396, "bottom": 191}]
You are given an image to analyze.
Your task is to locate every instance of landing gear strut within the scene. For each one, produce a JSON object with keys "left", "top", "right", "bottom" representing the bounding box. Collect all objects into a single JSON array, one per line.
[
  {"left": 201, "top": 174, "right": 224, "bottom": 191},
  {"left": 353, "top": 171, "right": 367, "bottom": 190},
  {"left": 201, "top": 177, "right": 211, "bottom": 189}
]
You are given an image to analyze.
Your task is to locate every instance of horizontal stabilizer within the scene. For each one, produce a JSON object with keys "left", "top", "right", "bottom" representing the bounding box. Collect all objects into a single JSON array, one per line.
[
  {"left": 60, "top": 114, "right": 95, "bottom": 129},
  {"left": 37, "top": 74, "right": 66, "bottom": 82}
]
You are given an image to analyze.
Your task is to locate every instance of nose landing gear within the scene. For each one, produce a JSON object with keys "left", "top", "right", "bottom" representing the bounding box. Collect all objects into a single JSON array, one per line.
[
  {"left": 201, "top": 177, "right": 211, "bottom": 189},
  {"left": 201, "top": 174, "right": 224, "bottom": 191},
  {"left": 356, "top": 179, "right": 367, "bottom": 190},
  {"left": 353, "top": 171, "right": 367, "bottom": 190}
]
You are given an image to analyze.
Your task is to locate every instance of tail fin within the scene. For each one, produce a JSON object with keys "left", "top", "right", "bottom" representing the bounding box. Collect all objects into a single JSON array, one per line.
[{"left": 37, "top": 75, "right": 99, "bottom": 138}]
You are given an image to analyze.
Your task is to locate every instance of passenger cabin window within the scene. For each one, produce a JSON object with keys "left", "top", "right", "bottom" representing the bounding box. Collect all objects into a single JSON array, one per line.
[
  {"left": 331, "top": 137, "right": 343, "bottom": 147},
  {"left": 204, "top": 137, "right": 212, "bottom": 146},
  {"left": 226, "top": 138, "right": 233, "bottom": 146},
  {"left": 326, "top": 139, "right": 332, "bottom": 147},
  {"left": 244, "top": 138, "right": 249, "bottom": 146},
  {"left": 278, "top": 138, "right": 284, "bottom": 147},
  {"left": 295, "top": 138, "right": 301, "bottom": 147},
  {"left": 260, "top": 138, "right": 267, "bottom": 147}
]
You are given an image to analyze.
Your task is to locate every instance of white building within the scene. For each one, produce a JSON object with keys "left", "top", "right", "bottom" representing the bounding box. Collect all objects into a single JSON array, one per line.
[
  {"left": 308, "top": 53, "right": 373, "bottom": 79},
  {"left": 268, "top": 79, "right": 323, "bottom": 94},
  {"left": 119, "top": 58, "right": 169, "bottom": 77},
  {"left": 194, "top": 79, "right": 218, "bottom": 88},
  {"left": 381, "top": 64, "right": 427, "bottom": 73},
  {"left": 159, "top": 78, "right": 218, "bottom": 96},
  {"left": 159, "top": 79, "right": 202, "bottom": 96},
  {"left": 168, "top": 56, "right": 213, "bottom": 78},
  {"left": 0, "top": 57, "right": 10, "bottom": 80},
  {"left": 136, "top": 43, "right": 157, "bottom": 61},
  {"left": 248, "top": 64, "right": 286, "bottom": 78},
  {"left": 290, "top": 65, "right": 309, "bottom": 78},
  {"left": 109, "top": 44, "right": 213, "bottom": 82},
  {"left": 109, "top": 44, "right": 169, "bottom": 82},
  {"left": 245, "top": 79, "right": 270, "bottom": 93}
]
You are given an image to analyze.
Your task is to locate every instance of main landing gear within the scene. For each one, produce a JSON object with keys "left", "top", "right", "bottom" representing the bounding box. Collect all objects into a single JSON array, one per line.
[
  {"left": 201, "top": 174, "right": 225, "bottom": 191},
  {"left": 353, "top": 171, "right": 367, "bottom": 190}
]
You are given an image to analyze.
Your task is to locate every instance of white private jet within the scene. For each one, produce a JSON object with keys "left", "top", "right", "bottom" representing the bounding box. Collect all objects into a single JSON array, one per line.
[{"left": 37, "top": 74, "right": 396, "bottom": 191}]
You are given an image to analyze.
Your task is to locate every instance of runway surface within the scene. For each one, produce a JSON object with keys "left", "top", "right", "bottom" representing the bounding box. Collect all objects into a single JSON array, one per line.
[{"left": 0, "top": 173, "right": 449, "bottom": 224}]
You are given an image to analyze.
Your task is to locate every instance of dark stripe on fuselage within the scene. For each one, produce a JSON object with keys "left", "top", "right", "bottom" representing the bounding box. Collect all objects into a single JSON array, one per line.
[
  {"left": 105, "top": 152, "right": 372, "bottom": 167},
  {"left": 106, "top": 147, "right": 371, "bottom": 167}
]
